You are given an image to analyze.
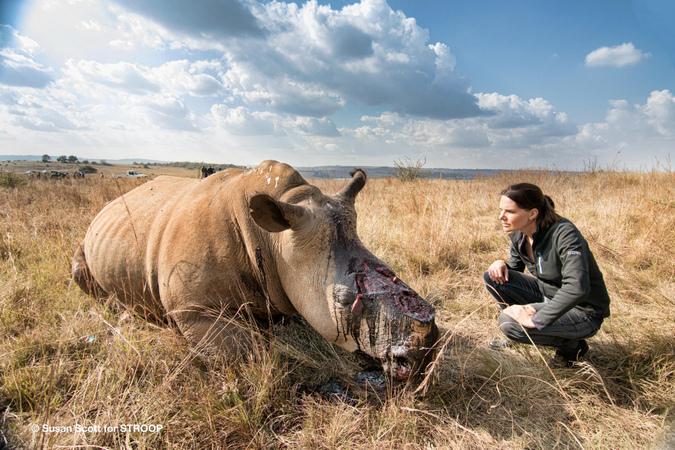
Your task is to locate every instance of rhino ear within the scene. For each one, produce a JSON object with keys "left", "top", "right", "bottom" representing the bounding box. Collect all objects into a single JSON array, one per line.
[
  {"left": 249, "top": 194, "right": 307, "bottom": 232},
  {"left": 336, "top": 168, "right": 367, "bottom": 203}
]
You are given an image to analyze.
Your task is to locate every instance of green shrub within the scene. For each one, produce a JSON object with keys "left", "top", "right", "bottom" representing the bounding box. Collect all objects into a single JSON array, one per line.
[
  {"left": 78, "top": 165, "right": 98, "bottom": 174},
  {"left": 0, "top": 172, "right": 26, "bottom": 188}
]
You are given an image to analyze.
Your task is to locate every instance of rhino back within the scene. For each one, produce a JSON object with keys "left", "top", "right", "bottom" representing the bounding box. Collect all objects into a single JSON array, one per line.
[{"left": 84, "top": 163, "right": 302, "bottom": 322}]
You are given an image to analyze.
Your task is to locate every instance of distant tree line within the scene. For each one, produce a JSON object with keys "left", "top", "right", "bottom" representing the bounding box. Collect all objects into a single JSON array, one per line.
[
  {"left": 41, "top": 154, "right": 111, "bottom": 166},
  {"left": 40, "top": 155, "right": 243, "bottom": 171},
  {"left": 145, "top": 161, "right": 245, "bottom": 171}
]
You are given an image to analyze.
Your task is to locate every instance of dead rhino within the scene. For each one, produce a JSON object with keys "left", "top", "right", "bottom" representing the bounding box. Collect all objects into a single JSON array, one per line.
[{"left": 72, "top": 160, "right": 438, "bottom": 381}]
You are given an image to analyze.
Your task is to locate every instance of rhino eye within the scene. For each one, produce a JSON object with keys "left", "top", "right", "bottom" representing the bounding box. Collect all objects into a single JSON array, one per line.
[{"left": 333, "top": 285, "right": 356, "bottom": 306}]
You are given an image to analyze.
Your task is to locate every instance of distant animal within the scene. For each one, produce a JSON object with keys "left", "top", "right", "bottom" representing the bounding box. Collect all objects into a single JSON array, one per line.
[
  {"left": 200, "top": 166, "right": 216, "bottom": 178},
  {"left": 73, "top": 170, "right": 85, "bottom": 178},
  {"left": 72, "top": 161, "right": 437, "bottom": 381}
]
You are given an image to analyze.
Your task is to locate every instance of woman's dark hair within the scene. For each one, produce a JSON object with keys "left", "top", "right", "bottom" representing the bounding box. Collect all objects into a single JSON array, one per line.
[{"left": 501, "top": 183, "right": 561, "bottom": 230}]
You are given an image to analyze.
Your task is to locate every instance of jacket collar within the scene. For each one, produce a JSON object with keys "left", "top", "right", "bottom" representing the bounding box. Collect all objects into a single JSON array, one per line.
[{"left": 512, "top": 220, "right": 559, "bottom": 256}]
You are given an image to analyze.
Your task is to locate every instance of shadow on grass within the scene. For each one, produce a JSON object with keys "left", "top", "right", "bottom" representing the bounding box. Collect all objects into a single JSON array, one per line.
[
  {"left": 583, "top": 333, "right": 674, "bottom": 413},
  {"left": 402, "top": 328, "right": 674, "bottom": 444}
]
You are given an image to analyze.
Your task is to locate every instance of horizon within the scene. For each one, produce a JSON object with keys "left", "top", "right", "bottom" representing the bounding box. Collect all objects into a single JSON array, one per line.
[
  {"left": 0, "top": 153, "right": 604, "bottom": 172},
  {"left": 1, "top": 0, "right": 673, "bottom": 170}
]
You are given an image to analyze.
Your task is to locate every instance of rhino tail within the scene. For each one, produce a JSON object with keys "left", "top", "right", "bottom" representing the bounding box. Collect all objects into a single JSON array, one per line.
[{"left": 72, "top": 242, "right": 107, "bottom": 298}]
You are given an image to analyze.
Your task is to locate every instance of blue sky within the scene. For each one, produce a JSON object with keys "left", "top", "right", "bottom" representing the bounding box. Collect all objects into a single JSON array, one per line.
[{"left": 0, "top": 0, "right": 673, "bottom": 169}]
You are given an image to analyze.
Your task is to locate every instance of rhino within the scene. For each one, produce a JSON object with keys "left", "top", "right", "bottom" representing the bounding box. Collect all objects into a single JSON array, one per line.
[{"left": 72, "top": 160, "right": 438, "bottom": 381}]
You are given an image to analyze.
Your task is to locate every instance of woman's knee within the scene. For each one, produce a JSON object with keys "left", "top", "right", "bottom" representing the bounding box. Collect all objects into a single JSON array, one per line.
[
  {"left": 483, "top": 271, "right": 502, "bottom": 291},
  {"left": 498, "top": 312, "right": 527, "bottom": 341}
]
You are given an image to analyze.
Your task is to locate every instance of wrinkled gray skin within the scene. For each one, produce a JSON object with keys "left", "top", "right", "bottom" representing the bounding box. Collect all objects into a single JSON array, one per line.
[{"left": 73, "top": 161, "right": 437, "bottom": 381}]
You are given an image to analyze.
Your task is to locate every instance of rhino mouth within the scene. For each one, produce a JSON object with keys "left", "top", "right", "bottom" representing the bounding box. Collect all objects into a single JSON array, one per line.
[{"left": 381, "top": 354, "right": 414, "bottom": 382}]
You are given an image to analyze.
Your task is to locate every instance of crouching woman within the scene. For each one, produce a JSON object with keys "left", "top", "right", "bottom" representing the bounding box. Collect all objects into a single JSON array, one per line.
[{"left": 483, "top": 183, "right": 611, "bottom": 367}]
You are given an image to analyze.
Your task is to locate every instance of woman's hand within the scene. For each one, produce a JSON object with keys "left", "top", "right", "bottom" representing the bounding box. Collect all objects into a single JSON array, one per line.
[
  {"left": 503, "top": 304, "right": 537, "bottom": 328},
  {"left": 487, "top": 259, "right": 509, "bottom": 284}
]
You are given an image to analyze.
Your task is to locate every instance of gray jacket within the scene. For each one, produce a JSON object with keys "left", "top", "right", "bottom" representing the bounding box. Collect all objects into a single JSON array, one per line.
[{"left": 505, "top": 219, "right": 611, "bottom": 328}]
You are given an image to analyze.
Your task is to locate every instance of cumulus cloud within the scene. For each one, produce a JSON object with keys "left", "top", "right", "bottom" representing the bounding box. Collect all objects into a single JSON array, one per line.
[
  {"left": 0, "top": 25, "right": 53, "bottom": 88},
  {"left": 576, "top": 90, "right": 675, "bottom": 143},
  {"left": 477, "top": 93, "right": 576, "bottom": 138},
  {"left": 62, "top": 58, "right": 229, "bottom": 99},
  {"left": 294, "top": 117, "right": 340, "bottom": 137},
  {"left": 152, "top": 60, "right": 226, "bottom": 97},
  {"left": 0, "top": 84, "right": 88, "bottom": 133},
  {"left": 350, "top": 92, "right": 576, "bottom": 152},
  {"left": 585, "top": 42, "right": 650, "bottom": 68},
  {"left": 247, "top": 0, "right": 481, "bottom": 119},
  {"left": 211, "top": 105, "right": 278, "bottom": 135},
  {"left": 64, "top": 60, "right": 159, "bottom": 95},
  {"left": 112, "top": 0, "right": 264, "bottom": 38},
  {"left": 107, "top": 0, "right": 481, "bottom": 119},
  {"left": 137, "top": 96, "right": 198, "bottom": 131},
  {"left": 643, "top": 89, "right": 675, "bottom": 137},
  {"left": 12, "top": 107, "right": 81, "bottom": 132}
]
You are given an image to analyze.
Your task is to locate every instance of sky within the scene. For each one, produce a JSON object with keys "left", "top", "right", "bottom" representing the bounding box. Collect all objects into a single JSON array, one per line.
[{"left": 0, "top": 0, "right": 673, "bottom": 169}]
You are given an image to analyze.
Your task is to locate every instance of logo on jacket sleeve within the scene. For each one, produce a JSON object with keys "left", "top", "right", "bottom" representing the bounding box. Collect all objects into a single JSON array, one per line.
[{"left": 567, "top": 250, "right": 582, "bottom": 256}]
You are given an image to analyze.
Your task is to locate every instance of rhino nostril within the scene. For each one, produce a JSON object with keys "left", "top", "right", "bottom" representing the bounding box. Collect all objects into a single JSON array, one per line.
[{"left": 394, "top": 356, "right": 409, "bottom": 367}]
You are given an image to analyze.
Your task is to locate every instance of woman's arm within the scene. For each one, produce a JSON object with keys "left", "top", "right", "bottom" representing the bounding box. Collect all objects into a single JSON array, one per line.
[
  {"left": 532, "top": 224, "right": 591, "bottom": 329},
  {"left": 505, "top": 238, "right": 526, "bottom": 272}
]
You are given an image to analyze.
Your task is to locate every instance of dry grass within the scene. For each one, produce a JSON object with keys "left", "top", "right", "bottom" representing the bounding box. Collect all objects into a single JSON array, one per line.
[{"left": 1, "top": 169, "right": 673, "bottom": 449}]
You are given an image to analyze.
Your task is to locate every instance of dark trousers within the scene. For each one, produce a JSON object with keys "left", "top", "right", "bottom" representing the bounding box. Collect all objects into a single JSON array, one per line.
[{"left": 483, "top": 269, "right": 602, "bottom": 352}]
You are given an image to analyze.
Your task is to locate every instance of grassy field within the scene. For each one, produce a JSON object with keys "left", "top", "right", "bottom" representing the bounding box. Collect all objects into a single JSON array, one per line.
[{"left": 0, "top": 168, "right": 673, "bottom": 449}]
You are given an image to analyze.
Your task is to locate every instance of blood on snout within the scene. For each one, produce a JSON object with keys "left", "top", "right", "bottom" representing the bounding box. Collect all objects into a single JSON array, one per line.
[{"left": 353, "top": 260, "right": 434, "bottom": 323}]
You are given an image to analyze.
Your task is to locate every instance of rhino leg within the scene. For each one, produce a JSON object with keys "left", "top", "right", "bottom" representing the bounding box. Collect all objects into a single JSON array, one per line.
[
  {"left": 72, "top": 243, "right": 107, "bottom": 298},
  {"left": 172, "top": 310, "right": 254, "bottom": 361}
]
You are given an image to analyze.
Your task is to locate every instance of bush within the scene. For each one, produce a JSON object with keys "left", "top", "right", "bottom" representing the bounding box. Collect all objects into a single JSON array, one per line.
[
  {"left": 78, "top": 165, "right": 98, "bottom": 174},
  {"left": 0, "top": 172, "right": 27, "bottom": 188},
  {"left": 394, "top": 157, "right": 426, "bottom": 181}
]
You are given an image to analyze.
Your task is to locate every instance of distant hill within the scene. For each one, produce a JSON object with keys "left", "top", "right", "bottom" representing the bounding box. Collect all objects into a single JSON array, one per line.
[
  {"left": 0, "top": 155, "right": 46, "bottom": 162},
  {"left": 297, "top": 166, "right": 504, "bottom": 180}
]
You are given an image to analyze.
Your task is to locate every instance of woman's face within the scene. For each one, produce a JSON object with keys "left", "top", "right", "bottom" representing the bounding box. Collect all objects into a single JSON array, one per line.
[{"left": 499, "top": 195, "right": 537, "bottom": 234}]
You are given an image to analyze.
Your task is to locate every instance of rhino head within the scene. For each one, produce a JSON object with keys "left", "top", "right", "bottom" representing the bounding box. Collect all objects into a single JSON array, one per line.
[{"left": 250, "top": 169, "right": 438, "bottom": 382}]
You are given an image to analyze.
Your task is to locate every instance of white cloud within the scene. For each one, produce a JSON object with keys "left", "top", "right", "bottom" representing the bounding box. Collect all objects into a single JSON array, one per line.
[
  {"left": 643, "top": 89, "right": 675, "bottom": 137},
  {"left": 64, "top": 60, "right": 159, "bottom": 95},
  {"left": 585, "top": 42, "right": 650, "bottom": 68},
  {"left": 152, "top": 60, "right": 226, "bottom": 97},
  {"left": 349, "top": 92, "right": 576, "bottom": 151},
  {"left": 0, "top": 25, "right": 53, "bottom": 88},
  {"left": 0, "top": 83, "right": 88, "bottom": 133},
  {"left": 565, "top": 90, "right": 674, "bottom": 168},
  {"left": 112, "top": 0, "right": 264, "bottom": 39},
  {"left": 211, "top": 105, "right": 279, "bottom": 136},
  {"left": 294, "top": 117, "right": 340, "bottom": 137},
  {"left": 137, "top": 95, "right": 198, "bottom": 131}
]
